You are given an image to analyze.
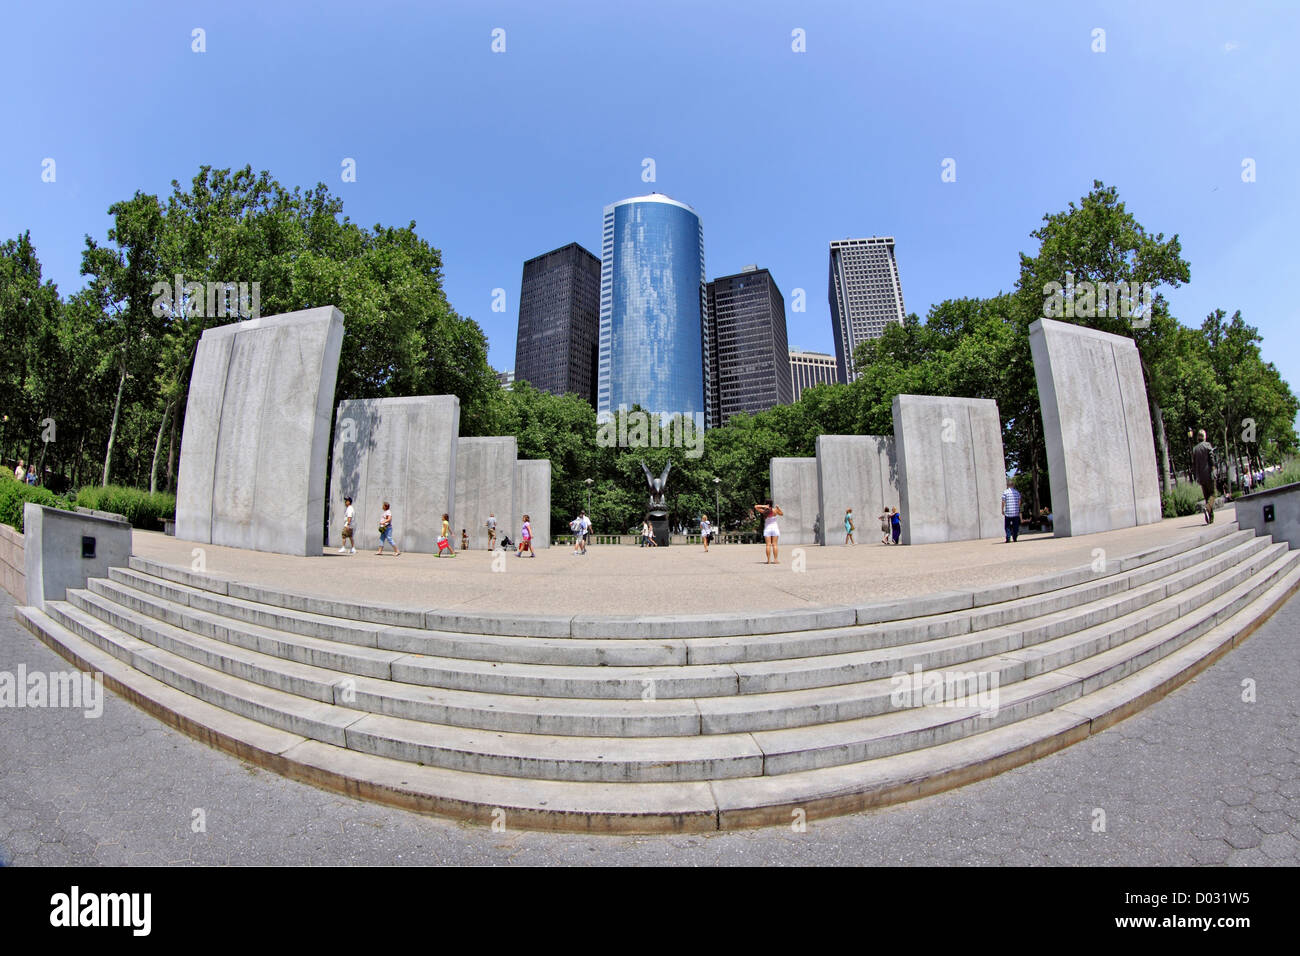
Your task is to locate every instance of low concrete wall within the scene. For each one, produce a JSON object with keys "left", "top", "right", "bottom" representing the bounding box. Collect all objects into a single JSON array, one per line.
[
  {"left": 0, "top": 522, "right": 24, "bottom": 603},
  {"left": 23, "top": 504, "right": 132, "bottom": 610},
  {"left": 1234, "top": 483, "right": 1300, "bottom": 550}
]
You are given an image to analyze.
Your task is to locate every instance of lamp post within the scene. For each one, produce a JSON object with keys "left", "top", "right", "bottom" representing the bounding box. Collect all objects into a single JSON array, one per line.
[
  {"left": 1187, "top": 429, "right": 1194, "bottom": 485},
  {"left": 584, "top": 477, "right": 593, "bottom": 515},
  {"left": 713, "top": 477, "right": 721, "bottom": 539}
]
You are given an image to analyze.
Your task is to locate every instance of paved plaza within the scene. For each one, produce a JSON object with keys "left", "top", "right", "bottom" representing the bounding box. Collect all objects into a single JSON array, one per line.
[
  {"left": 132, "top": 510, "right": 1231, "bottom": 616},
  {"left": 3, "top": 506, "right": 1298, "bottom": 866}
]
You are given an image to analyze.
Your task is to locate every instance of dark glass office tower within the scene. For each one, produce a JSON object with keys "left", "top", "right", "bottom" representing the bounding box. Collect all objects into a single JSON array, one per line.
[
  {"left": 514, "top": 242, "right": 602, "bottom": 405},
  {"left": 705, "top": 266, "right": 793, "bottom": 427}
]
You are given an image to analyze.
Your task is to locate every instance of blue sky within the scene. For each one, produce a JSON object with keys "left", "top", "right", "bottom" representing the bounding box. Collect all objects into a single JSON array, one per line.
[{"left": 4, "top": 1, "right": 1297, "bottom": 388}]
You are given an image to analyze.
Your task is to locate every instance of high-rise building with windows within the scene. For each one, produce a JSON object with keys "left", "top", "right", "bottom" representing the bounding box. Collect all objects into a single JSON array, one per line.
[
  {"left": 705, "top": 266, "right": 792, "bottom": 426},
  {"left": 514, "top": 242, "right": 601, "bottom": 405},
  {"left": 827, "top": 236, "right": 906, "bottom": 383},
  {"left": 788, "top": 349, "right": 838, "bottom": 401},
  {"left": 597, "top": 194, "right": 708, "bottom": 422}
]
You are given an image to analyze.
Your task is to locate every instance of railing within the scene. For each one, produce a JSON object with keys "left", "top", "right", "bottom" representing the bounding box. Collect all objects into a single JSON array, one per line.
[{"left": 553, "top": 532, "right": 762, "bottom": 546}]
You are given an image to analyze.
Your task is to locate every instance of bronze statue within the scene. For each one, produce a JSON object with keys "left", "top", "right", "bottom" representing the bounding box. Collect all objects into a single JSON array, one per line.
[{"left": 640, "top": 459, "right": 672, "bottom": 513}]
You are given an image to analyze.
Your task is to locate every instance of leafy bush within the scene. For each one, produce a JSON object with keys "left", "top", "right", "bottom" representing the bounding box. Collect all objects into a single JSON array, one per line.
[
  {"left": 74, "top": 484, "right": 176, "bottom": 529},
  {"left": 1162, "top": 482, "right": 1205, "bottom": 518},
  {"left": 0, "top": 475, "right": 73, "bottom": 531},
  {"left": 1262, "top": 459, "right": 1300, "bottom": 491}
]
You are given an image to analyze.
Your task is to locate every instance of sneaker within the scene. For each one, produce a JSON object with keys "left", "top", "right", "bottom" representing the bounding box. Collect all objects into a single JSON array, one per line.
[{"left": 337, "top": 547, "right": 346, "bottom": 553}]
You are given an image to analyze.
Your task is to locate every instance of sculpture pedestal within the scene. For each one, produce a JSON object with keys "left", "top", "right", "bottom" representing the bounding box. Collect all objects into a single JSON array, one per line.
[{"left": 649, "top": 514, "right": 671, "bottom": 547}]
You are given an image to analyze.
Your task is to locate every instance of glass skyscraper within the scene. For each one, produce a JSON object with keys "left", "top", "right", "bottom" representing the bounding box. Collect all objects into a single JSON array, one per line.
[{"left": 597, "top": 194, "right": 708, "bottom": 421}]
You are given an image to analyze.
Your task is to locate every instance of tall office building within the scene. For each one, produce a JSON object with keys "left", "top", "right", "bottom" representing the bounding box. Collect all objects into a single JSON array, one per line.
[
  {"left": 827, "top": 236, "right": 906, "bottom": 383},
  {"left": 789, "top": 349, "right": 838, "bottom": 401},
  {"left": 514, "top": 242, "right": 601, "bottom": 405},
  {"left": 705, "top": 266, "right": 792, "bottom": 426},
  {"left": 597, "top": 194, "right": 708, "bottom": 422}
]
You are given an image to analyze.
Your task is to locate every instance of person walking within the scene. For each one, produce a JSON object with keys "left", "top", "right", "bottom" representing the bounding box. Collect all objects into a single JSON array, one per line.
[
  {"left": 844, "top": 508, "right": 856, "bottom": 545},
  {"left": 890, "top": 507, "right": 902, "bottom": 545},
  {"left": 461, "top": 528, "right": 469, "bottom": 551},
  {"left": 437, "top": 513, "right": 456, "bottom": 556},
  {"left": 1192, "top": 430, "right": 1218, "bottom": 523},
  {"left": 570, "top": 512, "right": 584, "bottom": 555},
  {"left": 486, "top": 513, "right": 497, "bottom": 550},
  {"left": 1001, "top": 478, "right": 1022, "bottom": 543},
  {"left": 755, "top": 500, "right": 783, "bottom": 564},
  {"left": 25, "top": 465, "right": 36, "bottom": 485},
  {"left": 337, "top": 496, "right": 356, "bottom": 553},
  {"left": 579, "top": 510, "right": 591, "bottom": 554},
  {"left": 376, "top": 501, "right": 400, "bottom": 555},
  {"left": 516, "top": 514, "right": 535, "bottom": 557},
  {"left": 13, "top": 460, "right": 24, "bottom": 482},
  {"left": 642, "top": 517, "right": 658, "bottom": 548},
  {"left": 877, "top": 508, "right": 892, "bottom": 545},
  {"left": 700, "top": 513, "right": 713, "bottom": 552}
]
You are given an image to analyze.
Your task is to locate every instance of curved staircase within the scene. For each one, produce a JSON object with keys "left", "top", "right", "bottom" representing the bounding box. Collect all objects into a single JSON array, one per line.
[{"left": 15, "top": 521, "right": 1300, "bottom": 832}]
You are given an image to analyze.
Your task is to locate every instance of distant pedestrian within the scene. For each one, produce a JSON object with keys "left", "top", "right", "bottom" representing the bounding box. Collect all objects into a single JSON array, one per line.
[
  {"left": 376, "top": 501, "right": 400, "bottom": 555},
  {"left": 844, "top": 508, "right": 856, "bottom": 545},
  {"left": 25, "top": 466, "right": 36, "bottom": 485},
  {"left": 877, "top": 508, "right": 891, "bottom": 545},
  {"left": 642, "top": 517, "right": 658, "bottom": 548},
  {"left": 755, "top": 500, "right": 783, "bottom": 564},
  {"left": 337, "top": 496, "right": 356, "bottom": 553},
  {"left": 437, "top": 512, "right": 456, "bottom": 556},
  {"left": 1192, "top": 430, "right": 1217, "bottom": 524},
  {"left": 1002, "top": 478, "right": 1022, "bottom": 543},
  {"left": 570, "top": 513, "right": 584, "bottom": 555},
  {"left": 486, "top": 513, "right": 497, "bottom": 550},
  {"left": 700, "top": 513, "right": 713, "bottom": 552},
  {"left": 461, "top": 528, "right": 469, "bottom": 551},
  {"left": 13, "top": 461, "right": 24, "bottom": 481},
  {"left": 890, "top": 508, "right": 901, "bottom": 545},
  {"left": 516, "top": 515, "right": 535, "bottom": 557},
  {"left": 579, "top": 510, "right": 591, "bottom": 553}
]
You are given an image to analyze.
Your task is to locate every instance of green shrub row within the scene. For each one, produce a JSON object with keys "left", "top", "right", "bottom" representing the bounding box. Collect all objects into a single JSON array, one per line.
[
  {"left": 73, "top": 485, "right": 176, "bottom": 529},
  {"left": 0, "top": 475, "right": 73, "bottom": 532},
  {"left": 1162, "top": 481, "right": 1205, "bottom": 518}
]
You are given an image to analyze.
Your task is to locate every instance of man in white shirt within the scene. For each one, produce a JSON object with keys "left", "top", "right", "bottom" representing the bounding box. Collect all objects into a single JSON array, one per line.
[
  {"left": 1001, "top": 478, "right": 1022, "bottom": 543},
  {"left": 486, "top": 513, "right": 497, "bottom": 550},
  {"left": 338, "top": 496, "right": 356, "bottom": 553}
]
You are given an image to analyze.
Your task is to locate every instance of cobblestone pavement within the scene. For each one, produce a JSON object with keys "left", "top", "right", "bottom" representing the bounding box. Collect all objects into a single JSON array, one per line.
[{"left": 1, "top": 582, "right": 1297, "bottom": 866}]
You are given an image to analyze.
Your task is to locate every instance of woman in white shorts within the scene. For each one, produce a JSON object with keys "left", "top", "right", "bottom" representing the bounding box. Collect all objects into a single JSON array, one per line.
[{"left": 754, "top": 500, "right": 784, "bottom": 564}]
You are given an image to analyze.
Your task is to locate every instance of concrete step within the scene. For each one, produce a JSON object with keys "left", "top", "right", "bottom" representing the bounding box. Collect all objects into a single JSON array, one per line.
[
  {"left": 12, "top": 605, "right": 720, "bottom": 833},
  {"left": 109, "top": 529, "right": 1262, "bottom": 675},
  {"left": 70, "top": 537, "right": 1288, "bottom": 739},
  {"left": 17, "top": 538, "right": 1295, "bottom": 830},
  {"left": 42, "top": 600, "right": 367, "bottom": 747},
  {"left": 42, "top": 547, "right": 1298, "bottom": 783},
  {"left": 124, "top": 522, "right": 1240, "bottom": 640}
]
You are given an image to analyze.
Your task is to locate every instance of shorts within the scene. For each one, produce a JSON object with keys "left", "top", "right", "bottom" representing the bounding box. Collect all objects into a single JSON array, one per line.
[
  {"left": 764, "top": 525, "right": 780, "bottom": 538},
  {"left": 341, "top": 526, "right": 353, "bottom": 540}
]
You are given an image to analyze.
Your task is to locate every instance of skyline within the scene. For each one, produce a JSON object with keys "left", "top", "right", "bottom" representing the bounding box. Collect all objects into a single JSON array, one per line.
[{"left": 4, "top": 1, "right": 1296, "bottom": 393}]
